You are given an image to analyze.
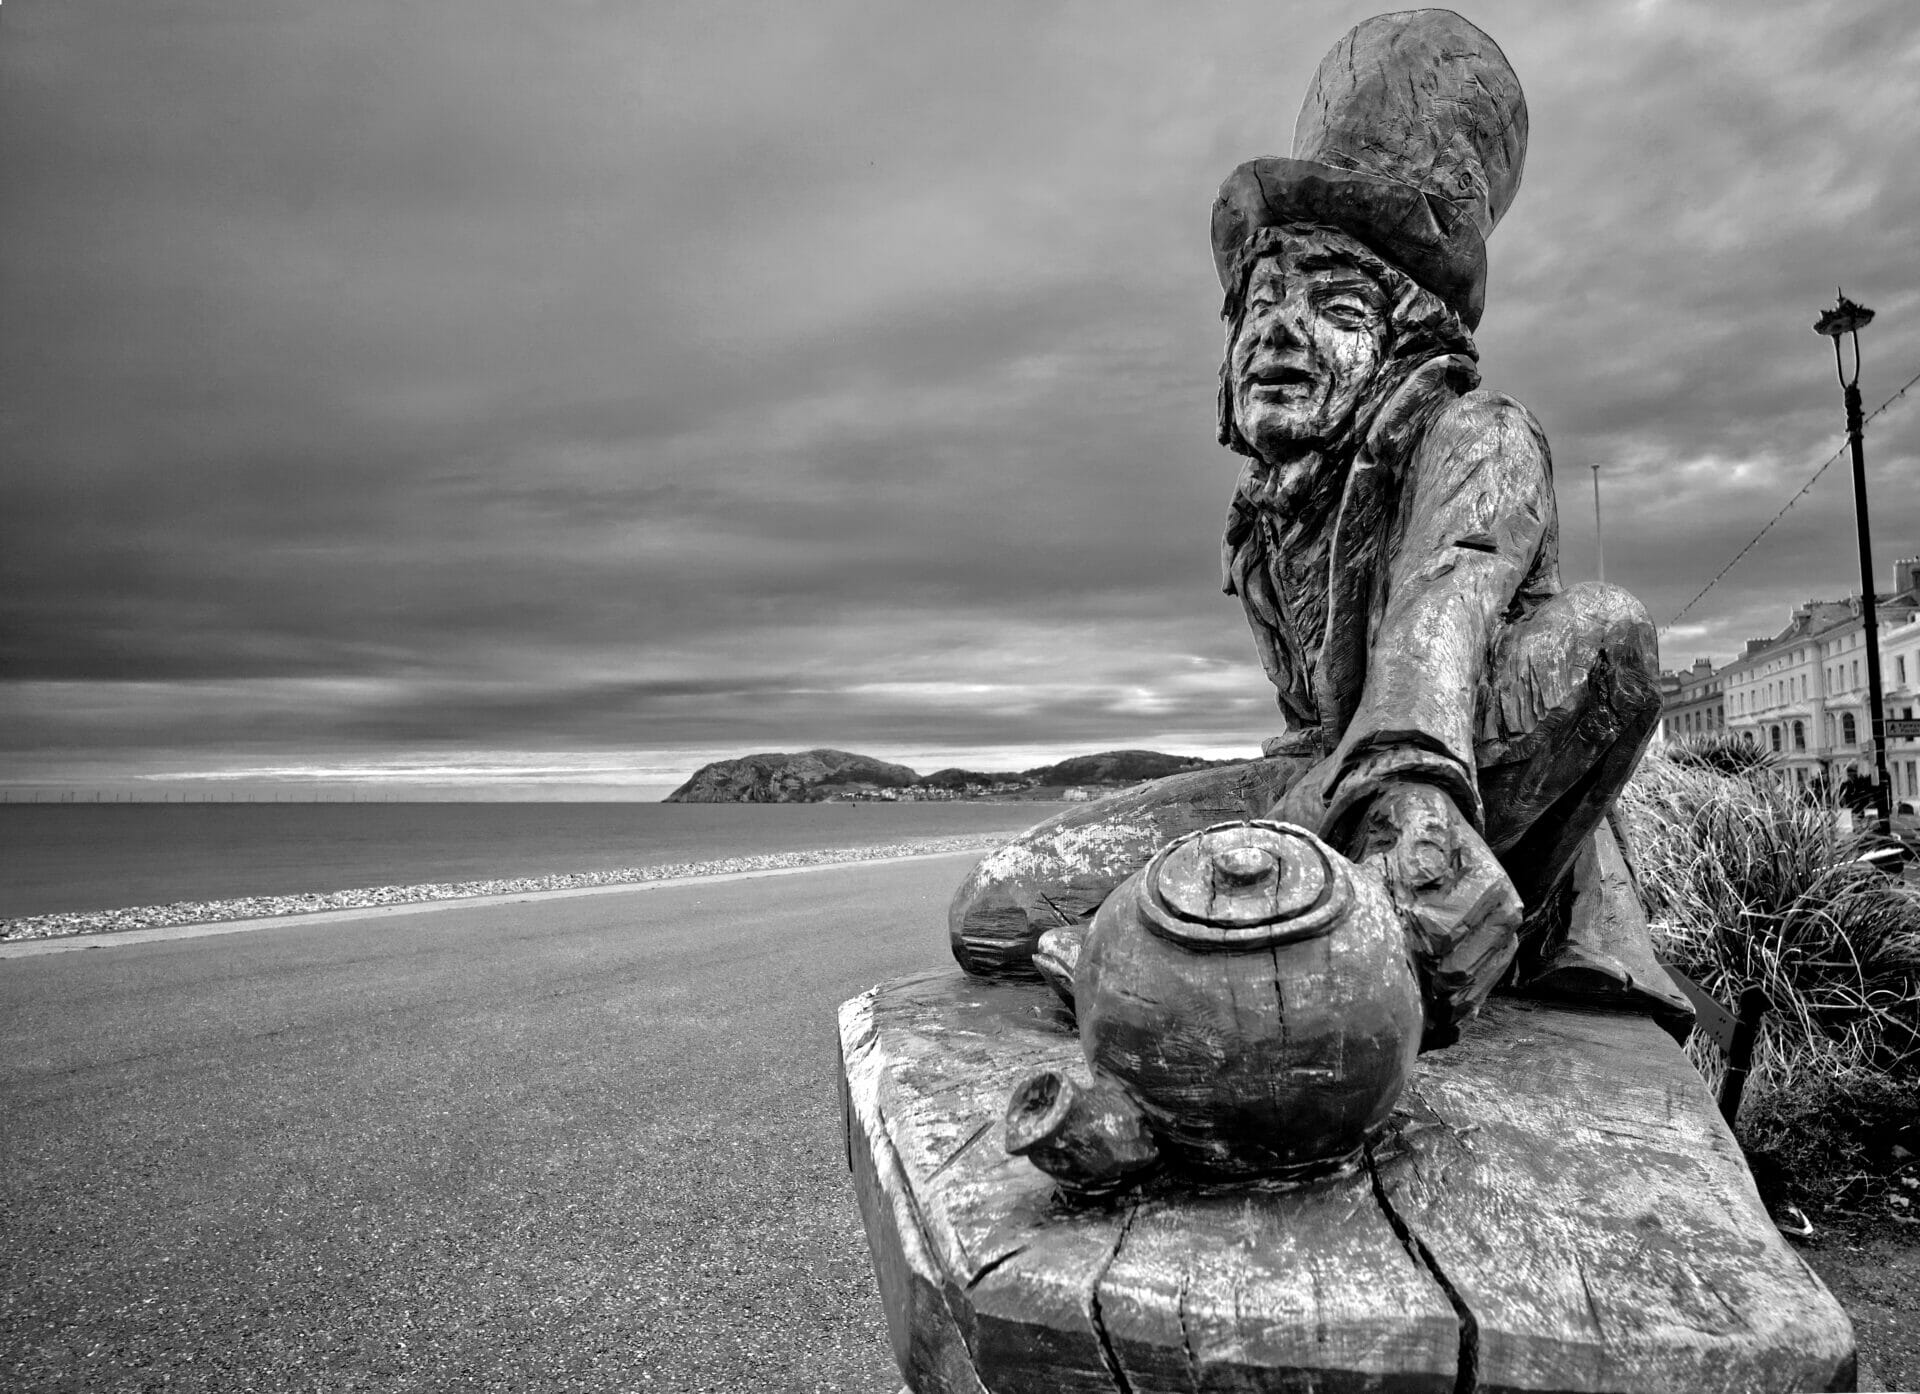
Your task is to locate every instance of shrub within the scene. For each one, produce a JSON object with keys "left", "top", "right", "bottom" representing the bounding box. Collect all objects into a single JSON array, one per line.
[
  {"left": 1662, "top": 732, "right": 1780, "bottom": 778},
  {"left": 1618, "top": 748, "right": 1920, "bottom": 1206}
]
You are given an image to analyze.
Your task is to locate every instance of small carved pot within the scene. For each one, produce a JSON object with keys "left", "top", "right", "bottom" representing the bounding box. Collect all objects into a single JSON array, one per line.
[{"left": 1074, "top": 819, "right": 1420, "bottom": 1181}]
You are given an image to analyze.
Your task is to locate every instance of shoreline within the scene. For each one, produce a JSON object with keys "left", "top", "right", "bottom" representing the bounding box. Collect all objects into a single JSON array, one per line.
[{"left": 0, "top": 832, "right": 1003, "bottom": 946}]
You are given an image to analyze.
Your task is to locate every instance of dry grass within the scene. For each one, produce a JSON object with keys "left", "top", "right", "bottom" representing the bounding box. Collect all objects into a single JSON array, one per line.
[{"left": 1618, "top": 741, "right": 1920, "bottom": 1205}]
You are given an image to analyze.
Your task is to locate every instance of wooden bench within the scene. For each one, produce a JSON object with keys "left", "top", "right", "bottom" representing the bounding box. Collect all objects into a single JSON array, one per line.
[{"left": 839, "top": 969, "right": 1857, "bottom": 1393}]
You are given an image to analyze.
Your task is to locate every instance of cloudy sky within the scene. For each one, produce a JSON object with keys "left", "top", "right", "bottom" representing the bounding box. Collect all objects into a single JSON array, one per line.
[{"left": 4, "top": 0, "right": 1917, "bottom": 796}]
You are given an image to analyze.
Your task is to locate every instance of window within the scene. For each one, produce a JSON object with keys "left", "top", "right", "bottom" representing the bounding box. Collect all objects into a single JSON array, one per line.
[
  {"left": 1771, "top": 725, "right": 1782, "bottom": 753},
  {"left": 1900, "top": 656, "right": 1909, "bottom": 685},
  {"left": 1843, "top": 713, "right": 1857, "bottom": 745},
  {"left": 1854, "top": 660, "right": 1860, "bottom": 686},
  {"left": 1794, "top": 720, "right": 1806, "bottom": 752}
]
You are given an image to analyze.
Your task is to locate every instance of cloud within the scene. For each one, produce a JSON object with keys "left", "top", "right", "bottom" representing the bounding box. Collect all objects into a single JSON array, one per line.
[{"left": 4, "top": 0, "right": 1918, "bottom": 783}]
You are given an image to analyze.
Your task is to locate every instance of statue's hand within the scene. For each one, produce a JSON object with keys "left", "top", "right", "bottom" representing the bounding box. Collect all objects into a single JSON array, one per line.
[
  {"left": 1267, "top": 749, "right": 1340, "bottom": 833},
  {"left": 1349, "top": 783, "right": 1522, "bottom": 1049}
]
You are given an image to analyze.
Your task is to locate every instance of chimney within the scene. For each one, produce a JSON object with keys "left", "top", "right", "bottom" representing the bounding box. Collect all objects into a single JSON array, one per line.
[
  {"left": 1745, "top": 639, "right": 1769, "bottom": 657},
  {"left": 1895, "top": 556, "right": 1919, "bottom": 598},
  {"left": 1691, "top": 657, "right": 1712, "bottom": 674}
]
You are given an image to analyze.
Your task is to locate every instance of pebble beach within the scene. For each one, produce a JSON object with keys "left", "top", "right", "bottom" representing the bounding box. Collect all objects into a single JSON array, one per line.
[{"left": 0, "top": 831, "right": 1004, "bottom": 943}]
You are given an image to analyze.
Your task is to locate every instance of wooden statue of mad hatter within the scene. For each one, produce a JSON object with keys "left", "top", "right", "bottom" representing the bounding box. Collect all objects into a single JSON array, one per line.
[{"left": 952, "top": 9, "right": 1689, "bottom": 1045}]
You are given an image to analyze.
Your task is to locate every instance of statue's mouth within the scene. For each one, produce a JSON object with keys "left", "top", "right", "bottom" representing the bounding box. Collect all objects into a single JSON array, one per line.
[{"left": 1246, "top": 363, "right": 1315, "bottom": 395}]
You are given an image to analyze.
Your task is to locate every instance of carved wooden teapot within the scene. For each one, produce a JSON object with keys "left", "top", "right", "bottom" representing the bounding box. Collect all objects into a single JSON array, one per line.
[{"left": 1005, "top": 819, "right": 1421, "bottom": 1193}]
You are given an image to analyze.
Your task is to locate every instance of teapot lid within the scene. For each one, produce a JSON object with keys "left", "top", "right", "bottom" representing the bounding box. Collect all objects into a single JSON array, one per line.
[{"left": 1141, "top": 820, "right": 1351, "bottom": 950}]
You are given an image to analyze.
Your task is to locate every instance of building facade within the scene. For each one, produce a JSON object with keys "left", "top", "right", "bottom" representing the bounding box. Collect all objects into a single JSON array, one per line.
[
  {"left": 1723, "top": 600, "right": 1855, "bottom": 790},
  {"left": 1721, "top": 557, "right": 1920, "bottom": 799},
  {"left": 1660, "top": 657, "right": 1725, "bottom": 742},
  {"left": 1881, "top": 605, "right": 1920, "bottom": 814}
]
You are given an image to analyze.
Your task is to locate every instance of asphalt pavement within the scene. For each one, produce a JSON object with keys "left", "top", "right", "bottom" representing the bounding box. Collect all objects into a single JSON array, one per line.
[{"left": 1, "top": 854, "right": 982, "bottom": 1392}]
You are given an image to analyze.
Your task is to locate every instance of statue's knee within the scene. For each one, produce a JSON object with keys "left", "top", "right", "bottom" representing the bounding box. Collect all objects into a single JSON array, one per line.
[
  {"left": 948, "top": 759, "right": 1307, "bottom": 979},
  {"left": 1481, "top": 583, "right": 1662, "bottom": 762},
  {"left": 1562, "top": 584, "right": 1661, "bottom": 727},
  {"left": 948, "top": 794, "right": 1171, "bottom": 979},
  {"left": 1554, "top": 581, "right": 1657, "bottom": 672}
]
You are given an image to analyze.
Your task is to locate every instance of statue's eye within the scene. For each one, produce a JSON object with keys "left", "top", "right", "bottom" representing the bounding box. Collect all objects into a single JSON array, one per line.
[{"left": 1320, "top": 297, "right": 1375, "bottom": 328}]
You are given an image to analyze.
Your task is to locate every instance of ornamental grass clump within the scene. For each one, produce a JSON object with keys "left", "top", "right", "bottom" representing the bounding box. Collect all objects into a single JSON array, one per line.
[{"left": 1618, "top": 741, "right": 1920, "bottom": 1206}]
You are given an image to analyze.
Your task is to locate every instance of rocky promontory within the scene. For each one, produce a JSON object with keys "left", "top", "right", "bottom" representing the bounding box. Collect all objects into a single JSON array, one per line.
[
  {"left": 1025, "top": 749, "right": 1222, "bottom": 787},
  {"left": 665, "top": 749, "right": 922, "bottom": 803},
  {"left": 664, "top": 747, "right": 1233, "bottom": 803}
]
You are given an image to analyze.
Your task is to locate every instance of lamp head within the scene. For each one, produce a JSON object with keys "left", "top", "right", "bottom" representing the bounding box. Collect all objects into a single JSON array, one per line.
[{"left": 1815, "top": 290, "right": 1875, "bottom": 338}]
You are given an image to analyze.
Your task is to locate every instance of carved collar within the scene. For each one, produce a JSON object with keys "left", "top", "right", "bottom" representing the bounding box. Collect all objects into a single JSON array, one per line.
[{"left": 1362, "top": 353, "right": 1481, "bottom": 474}]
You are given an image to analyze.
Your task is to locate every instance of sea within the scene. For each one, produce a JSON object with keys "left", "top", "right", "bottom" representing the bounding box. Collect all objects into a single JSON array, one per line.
[{"left": 0, "top": 801, "right": 1058, "bottom": 920}]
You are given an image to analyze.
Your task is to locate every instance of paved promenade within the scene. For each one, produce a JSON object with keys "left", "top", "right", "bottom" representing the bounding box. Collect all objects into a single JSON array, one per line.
[{"left": 1, "top": 854, "right": 980, "bottom": 1392}]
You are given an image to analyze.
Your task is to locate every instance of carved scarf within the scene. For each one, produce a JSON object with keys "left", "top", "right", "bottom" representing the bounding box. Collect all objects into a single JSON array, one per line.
[{"left": 1222, "top": 353, "right": 1480, "bottom": 747}]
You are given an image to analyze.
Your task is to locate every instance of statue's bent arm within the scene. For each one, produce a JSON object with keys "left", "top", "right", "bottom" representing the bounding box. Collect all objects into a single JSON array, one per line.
[{"left": 1325, "top": 389, "right": 1554, "bottom": 839}]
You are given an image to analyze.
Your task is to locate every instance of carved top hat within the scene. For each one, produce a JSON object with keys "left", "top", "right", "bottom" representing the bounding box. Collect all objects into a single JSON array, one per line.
[{"left": 1211, "top": 9, "right": 1527, "bottom": 331}]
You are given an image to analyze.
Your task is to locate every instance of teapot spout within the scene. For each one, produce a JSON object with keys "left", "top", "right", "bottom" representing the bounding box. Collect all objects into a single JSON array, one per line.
[{"left": 1004, "top": 1069, "right": 1160, "bottom": 1196}]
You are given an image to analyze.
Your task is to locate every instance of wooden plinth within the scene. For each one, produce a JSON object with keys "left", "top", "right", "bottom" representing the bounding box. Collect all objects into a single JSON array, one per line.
[{"left": 839, "top": 970, "right": 1856, "bottom": 1394}]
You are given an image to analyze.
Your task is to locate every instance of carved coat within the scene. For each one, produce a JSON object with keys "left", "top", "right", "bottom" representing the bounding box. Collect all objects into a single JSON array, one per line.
[{"left": 1224, "top": 354, "right": 1562, "bottom": 840}]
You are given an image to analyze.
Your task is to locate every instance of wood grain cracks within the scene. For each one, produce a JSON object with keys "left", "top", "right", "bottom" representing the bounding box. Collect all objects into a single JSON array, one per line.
[
  {"left": 841, "top": 987, "right": 994, "bottom": 1394},
  {"left": 844, "top": 976, "right": 1854, "bottom": 1392},
  {"left": 1269, "top": 942, "right": 1289, "bottom": 1049},
  {"left": 1087, "top": 1205, "right": 1141, "bottom": 1394},
  {"left": 1038, "top": 893, "right": 1080, "bottom": 929},
  {"left": 1367, "top": 1142, "right": 1479, "bottom": 1394},
  {"left": 1575, "top": 1259, "right": 1607, "bottom": 1357},
  {"left": 1173, "top": 1268, "right": 1200, "bottom": 1392},
  {"left": 964, "top": 1244, "right": 1028, "bottom": 1293},
  {"left": 929, "top": 1118, "right": 996, "bottom": 1184}
]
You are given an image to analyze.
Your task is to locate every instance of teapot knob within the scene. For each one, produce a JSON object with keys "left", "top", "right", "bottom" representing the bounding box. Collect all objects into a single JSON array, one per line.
[{"left": 1210, "top": 843, "right": 1278, "bottom": 891}]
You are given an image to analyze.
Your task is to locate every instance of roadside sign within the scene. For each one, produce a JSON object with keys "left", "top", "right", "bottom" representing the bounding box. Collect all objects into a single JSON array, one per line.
[{"left": 1885, "top": 718, "right": 1920, "bottom": 739}]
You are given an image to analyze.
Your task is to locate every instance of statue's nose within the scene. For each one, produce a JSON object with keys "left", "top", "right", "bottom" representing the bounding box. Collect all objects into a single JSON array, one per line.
[{"left": 1250, "top": 298, "right": 1308, "bottom": 349}]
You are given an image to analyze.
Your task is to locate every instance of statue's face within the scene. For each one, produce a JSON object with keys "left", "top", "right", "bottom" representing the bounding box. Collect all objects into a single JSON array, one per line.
[{"left": 1229, "top": 240, "right": 1389, "bottom": 463}]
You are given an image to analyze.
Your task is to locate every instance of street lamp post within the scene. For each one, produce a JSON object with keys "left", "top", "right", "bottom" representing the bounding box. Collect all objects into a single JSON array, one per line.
[
  {"left": 1814, "top": 289, "right": 1890, "bottom": 837},
  {"left": 1591, "top": 463, "right": 1605, "bottom": 584}
]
